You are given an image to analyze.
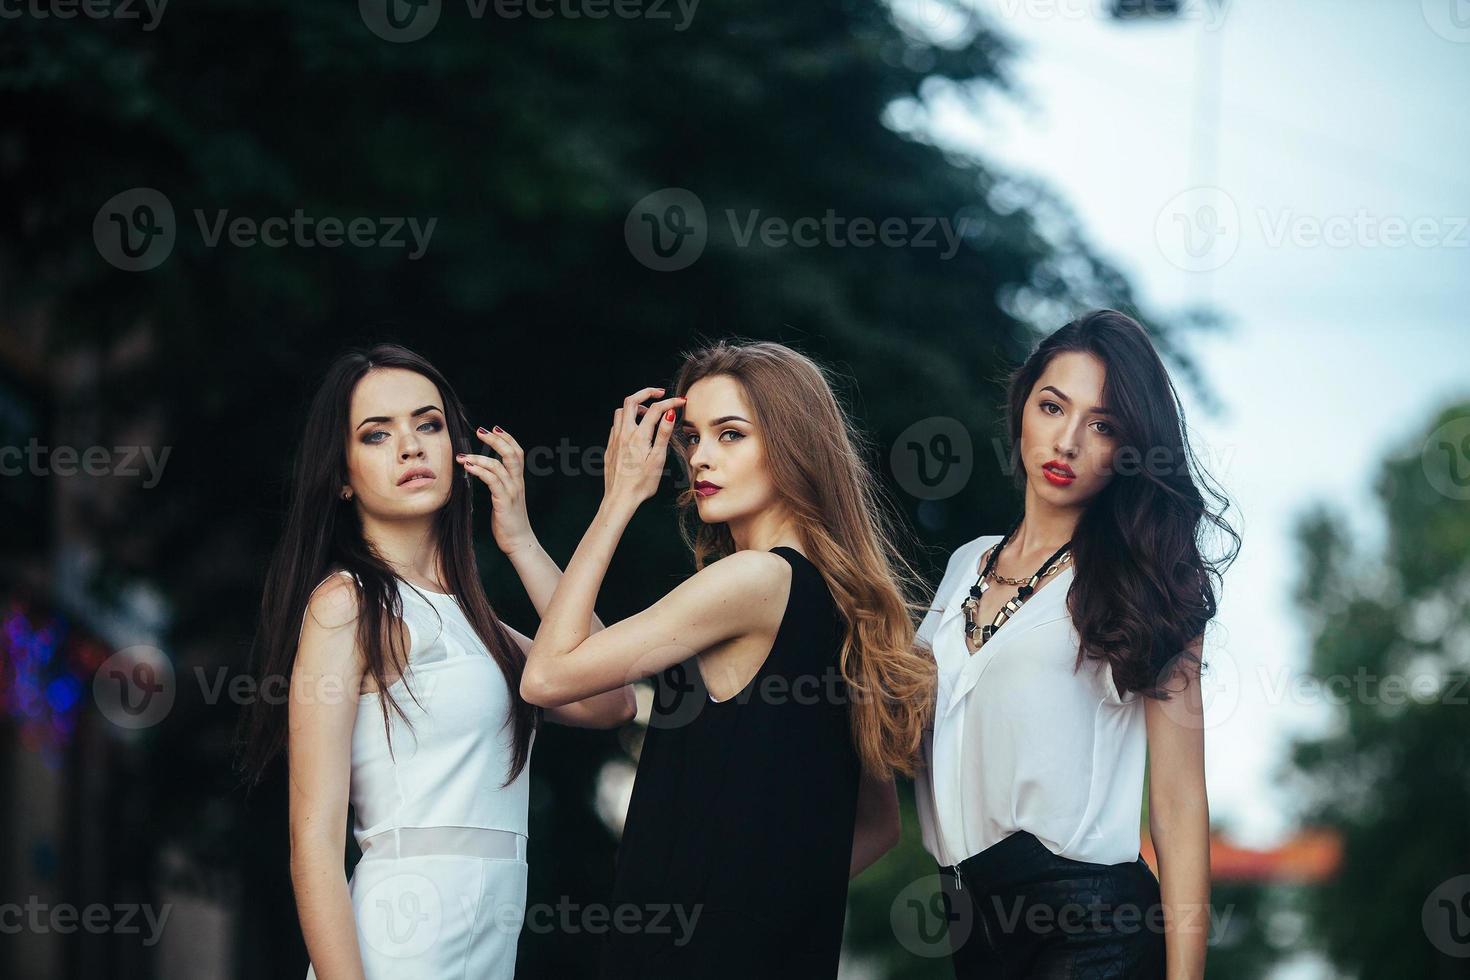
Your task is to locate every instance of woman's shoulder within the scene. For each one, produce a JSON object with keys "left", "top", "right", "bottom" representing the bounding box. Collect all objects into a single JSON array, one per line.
[
  {"left": 305, "top": 569, "right": 425, "bottom": 625},
  {"left": 940, "top": 532, "right": 1005, "bottom": 579},
  {"left": 959, "top": 532, "right": 1006, "bottom": 552},
  {"left": 310, "top": 567, "right": 360, "bottom": 593},
  {"left": 298, "top": 570, "right": 362, "bottom": 643},
  {"left": 673, "top": 551, "right": 794, "bottom": 617},
  {"left": 699, "top": 548, "right": 794, "bottom": 595},
  {"left": 304, "top": 568, "right": 361, "bottom": 606}
]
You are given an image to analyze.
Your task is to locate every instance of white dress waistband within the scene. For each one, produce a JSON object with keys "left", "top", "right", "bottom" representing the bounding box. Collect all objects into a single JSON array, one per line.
[{"left": 359, "top": 826, "right": 527, "bottom": 862}]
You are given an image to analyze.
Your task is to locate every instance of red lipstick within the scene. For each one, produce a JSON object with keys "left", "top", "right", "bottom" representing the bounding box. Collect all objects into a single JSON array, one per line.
[{"left": 1041, "top": 459, "right": 1075, "bottom": 487}]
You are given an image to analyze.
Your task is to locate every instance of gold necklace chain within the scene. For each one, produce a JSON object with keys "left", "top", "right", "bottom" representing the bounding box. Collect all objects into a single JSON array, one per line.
[
  {"left": 961, "top": 544, "right": 1072, "bottom": 653},
  {"left": 988, "top": 550, "right": 1072, "bottom": 586}
]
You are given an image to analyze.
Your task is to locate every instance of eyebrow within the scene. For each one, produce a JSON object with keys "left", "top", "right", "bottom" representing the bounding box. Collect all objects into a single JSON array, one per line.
[
  {"left": 679, "top": 415, "right": 751, "bottom": 427},
  {"left": 356, "top": 404, "right": 444, "bottom": 430},
  {"left": 1040, "top": 386, "right": 1111, "bottom": 416}
]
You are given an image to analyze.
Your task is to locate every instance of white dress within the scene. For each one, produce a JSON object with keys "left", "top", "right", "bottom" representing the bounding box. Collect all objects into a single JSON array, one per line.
[
  {"left": 304, "top": 572, "right": 534, "bottom": 980},
  {"left": 913, "top": 534, "right": 1149, "bottom": 869}
]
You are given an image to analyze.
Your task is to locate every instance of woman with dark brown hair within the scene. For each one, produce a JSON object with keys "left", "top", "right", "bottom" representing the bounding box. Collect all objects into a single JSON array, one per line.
[
  {"left": 915, "top": 310, "right": 1236, "bottom": 978},
  {"left": 238, "top": 343, "right": 634, "bottom": 980},
  {"left": 519, "top": 340, "right": 935, "bottom": 978}
]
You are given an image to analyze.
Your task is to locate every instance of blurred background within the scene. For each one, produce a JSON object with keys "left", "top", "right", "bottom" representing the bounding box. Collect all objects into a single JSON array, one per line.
[{"left": 2, "top": 0, "right": 1467, "bottom": 976}]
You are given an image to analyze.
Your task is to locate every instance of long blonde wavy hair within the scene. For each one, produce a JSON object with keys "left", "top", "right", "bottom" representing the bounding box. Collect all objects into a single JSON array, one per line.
[{"left": 670, "top": 340, "right": 935, "bottom": 779}]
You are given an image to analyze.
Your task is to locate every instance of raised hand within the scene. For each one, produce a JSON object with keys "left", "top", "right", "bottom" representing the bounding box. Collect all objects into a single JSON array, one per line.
[
  {"left": 457, "top": 425, "right": 536, "bottom": 557},
  {"left": 603, "top": 386, "right": 685, "bottom": 511}
]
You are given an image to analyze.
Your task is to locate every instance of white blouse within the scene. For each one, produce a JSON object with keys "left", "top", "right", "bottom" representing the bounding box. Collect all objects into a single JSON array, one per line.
[{"left": 914, "top": 534, "right": 1149, "bottom": 869}]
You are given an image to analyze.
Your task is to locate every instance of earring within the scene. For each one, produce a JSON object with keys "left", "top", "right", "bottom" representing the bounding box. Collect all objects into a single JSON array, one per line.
[{"left": 341, "top": 489, "right": 352, "bottom": 500}]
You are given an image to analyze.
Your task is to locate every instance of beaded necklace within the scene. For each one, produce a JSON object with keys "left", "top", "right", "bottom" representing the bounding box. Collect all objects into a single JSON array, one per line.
[{"left": 961, "top": 521, "right": 1072, "bottom": 653}]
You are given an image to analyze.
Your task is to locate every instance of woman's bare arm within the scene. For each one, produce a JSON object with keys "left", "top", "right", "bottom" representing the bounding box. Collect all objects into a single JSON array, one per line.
[
  {"left": 288, "top": 575, "right": 369, "bottom": 980},
  {"left": 504, "top": 616, "right": 634, "bottom": 727},
  {"left": 849, "top": 768, "right": 901, "bottom": 878},
  {"left": 521, "top": 387, "right": 790, "bottom": 705},
  {"left": 1144, "top": 634, "right": 1212, "bottom": 980},
  {"left": 460, "top": 425, "right": 635, "bottom": 728},
  {"left": 521, "top": 517, "right": 789, "bottom": 706},
  {"left": 502, "top": 537, "right": 633, "bottom": 727}
]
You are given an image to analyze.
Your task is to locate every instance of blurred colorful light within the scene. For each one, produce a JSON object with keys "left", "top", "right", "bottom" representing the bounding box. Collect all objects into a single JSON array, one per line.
[{"left": 1, "top": 599, "right": 104, "bottom": 766}]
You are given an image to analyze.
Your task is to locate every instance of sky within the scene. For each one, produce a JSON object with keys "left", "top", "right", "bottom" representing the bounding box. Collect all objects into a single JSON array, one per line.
[{"left": 906, "top": 0, "right": 1470, "bottom": 845}]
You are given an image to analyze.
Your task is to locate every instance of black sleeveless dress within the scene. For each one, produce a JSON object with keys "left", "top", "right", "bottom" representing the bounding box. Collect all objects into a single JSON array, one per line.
[{"left": 598, "top": 546, "right": 862, "bottom": 979}]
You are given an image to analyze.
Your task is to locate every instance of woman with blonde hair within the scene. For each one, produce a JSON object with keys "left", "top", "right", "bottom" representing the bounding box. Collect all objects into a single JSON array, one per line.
[{"left": 519, "top": 340, "right": 935, "bottom": 978}]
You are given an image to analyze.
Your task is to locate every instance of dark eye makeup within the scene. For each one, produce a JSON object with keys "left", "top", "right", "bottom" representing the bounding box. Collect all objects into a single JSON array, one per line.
[
  {"left": 360, "top": 417, "right": 444, "bottom": 445},
  {"left": 1039, "top": 399, "right": 1113, "bottom": 436},
  {"left": 684, "top": 428, "right": 744, "bottom": 445}
]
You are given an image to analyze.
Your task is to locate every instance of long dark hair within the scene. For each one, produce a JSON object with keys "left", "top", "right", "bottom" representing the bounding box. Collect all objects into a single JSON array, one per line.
[
  {"left": 1007, "top": 310, "right": 1239, "bottom": 698},
  {"left": 236, "top": 343, "right": 537, "bottom": 787}
]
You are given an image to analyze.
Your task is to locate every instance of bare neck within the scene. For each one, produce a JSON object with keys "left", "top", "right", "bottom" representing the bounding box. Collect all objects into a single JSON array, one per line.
[
  {"left": 357, "top": 511, "right": 446, "bottom": 587},
  {"left": 1011, "top": 483, "right": 1082, "bottom": 564},
  {"left": 727, "top": 505, "right": 805, "bottom": 557}
]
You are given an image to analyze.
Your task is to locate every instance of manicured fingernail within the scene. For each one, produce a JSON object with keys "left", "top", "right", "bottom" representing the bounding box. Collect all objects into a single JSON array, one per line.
[
  {"left": 476, "top": 427, "right": 488, "bottom": 435},
  {"left": 664, "top": 410, "right": 675, "bottom": 422},
  {"left": 492, "top": 425, "right": 504, "bottom": 433},
  {"left": 456, "top": 453, "right": 466, "bottom": 460}
]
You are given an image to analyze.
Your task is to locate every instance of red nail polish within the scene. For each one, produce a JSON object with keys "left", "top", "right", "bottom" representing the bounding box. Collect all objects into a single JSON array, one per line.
[
  {"left": 664, "top": 410, "right": 675, "bottom": 422},
  {"left": 492, "top": 425, "right": 504, "bottom": 433},
  {"left": 477, "top": 427, "right": 488, "bottom": 435}
]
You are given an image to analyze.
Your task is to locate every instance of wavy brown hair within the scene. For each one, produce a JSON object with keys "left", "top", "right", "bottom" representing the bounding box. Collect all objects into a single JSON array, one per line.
[
  {"left": 1006, "top": 310, "right": 1239, "bottom": 697},
  {"left": 236, "top": 343, "right": 538, "bottom": 788},
  {"left": 670, "top": 340, "right": 935, "bottom": 779}
]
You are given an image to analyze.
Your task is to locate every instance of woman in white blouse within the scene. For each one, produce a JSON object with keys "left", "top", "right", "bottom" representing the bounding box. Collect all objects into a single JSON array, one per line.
[{"left": 915, "top": 310, "right": 1235, "bottom": 979}]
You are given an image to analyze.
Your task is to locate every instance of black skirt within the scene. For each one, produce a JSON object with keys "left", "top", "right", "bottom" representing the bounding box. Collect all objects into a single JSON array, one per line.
[{"left": 940, "top": 831, "right": 1166, "bottom": 979}]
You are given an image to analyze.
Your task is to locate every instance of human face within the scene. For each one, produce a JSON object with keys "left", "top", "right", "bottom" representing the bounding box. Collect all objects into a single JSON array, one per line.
[
  {"left": 344, "top": 368, "right": 454, "bottom": 520},
  {"left": 679, "top": 374, "right": 779, "bottom": 526},
  {"left": 1019, "top": 351, "right": 1118, "bottom": 507}
]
